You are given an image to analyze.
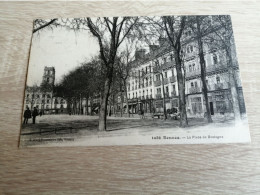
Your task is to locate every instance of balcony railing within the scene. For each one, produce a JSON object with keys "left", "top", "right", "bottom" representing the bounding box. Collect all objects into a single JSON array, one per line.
[
  {"left": 171, "top": 91, "right": 177, "bottom": 97},
  {"left": 154, "top": 78, "right": 170, "bottom": 87},
  {"left": 186, "top": 70, "right": 201, "bottom": 78},
  {"left": 163, "top": 78, "right": 169, "bottom": 85},
  {"left": 207, "top": 64, "right": 227, "bottom": 74},
  {"left": 186, "top": 64, "right": 228, "bottom": 78},
  {"left": 189, "top": 87, "right": 201, "bottom": 94},
  {"left": 170, "top": 76, "right": 176, "bottom": 83},
  {"left": 156, "top": 94, "right": 162, "bottom": 99},
  {"left": 164, "top": 93, "right": 170, "bottom": 98},
  {"left": 215, "top": 83, "right": 224, "bottom": 90},
  {"left": 154, "top": 80, "right": 162, "bottom": 87}
]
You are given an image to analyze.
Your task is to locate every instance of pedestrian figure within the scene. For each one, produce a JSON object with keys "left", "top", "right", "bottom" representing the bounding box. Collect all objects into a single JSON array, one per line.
[
  {"left": 220, "top": 104, "right": 226, "bottom": 121},
  {"left": 23, "top": 106, "right": 31, "bottom": 124},
  {"left": 32, "top": 107, "right": 39, "bottom": 124},
  {"left": 141, "top": 110, "right": 145, "bottom": 119},
  {"left": 138, "top": 110, "right": 142, "bottom": 119}
]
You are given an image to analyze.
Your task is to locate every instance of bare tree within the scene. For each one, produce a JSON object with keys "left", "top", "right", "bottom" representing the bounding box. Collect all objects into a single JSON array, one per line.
[
  {"left": 153, "top": 59, "right": 168, "bottom": 120},
  {"left": 33, "top": 19, "right": 58, "bottom": 34},
  {"left": 136, "top": 16, "right": 188, "bottom": 126},
  {"left": 162, "top": 16, "right": 188, "bottom": 127},
  {"left": 206, "top": 15, "right": 242, "bottom": 121},
  {"left": 116, "top": 43, "right": 136, "bottom": 117},
  {"left": 86, "top": 17, "right": 138, "bottom": 130},
  {"left": 187, "top": 16, "right": 213, "bottom": 123}
]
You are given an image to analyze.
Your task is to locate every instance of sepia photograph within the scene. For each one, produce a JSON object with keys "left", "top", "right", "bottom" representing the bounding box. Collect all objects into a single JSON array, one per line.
[{"left": 19, "top": 15, "right": 251, "bottom": 147}]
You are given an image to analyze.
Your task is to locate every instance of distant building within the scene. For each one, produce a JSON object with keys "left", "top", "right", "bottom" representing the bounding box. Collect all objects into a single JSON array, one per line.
[{"left": 24, "top": 66, "right": 67, "bottom": 114}]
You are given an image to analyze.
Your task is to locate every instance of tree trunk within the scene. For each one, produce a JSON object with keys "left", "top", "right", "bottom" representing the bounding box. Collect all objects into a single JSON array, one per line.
[
  {"left": 86, "top": 96, "right": 89, "bottom": 115},
  {"left": 90, "top": 98, "right": 93, "bottom": 116},
  {"left": 226, "top": 45, "right": 241, "bottom": 121},
  {"left": 174, "top": 49, "right": 188, "bottom": 127},
  {"left": 123, "top": 80, "right": 130, "bottom": 117},
  {"left": 98, "top": 77, "right": 112, "bottom": 131},
  {"left": 161, "top": 74, "right": 167, "bottom": 120},
  {"left": 120, "top": 83, "right": 123, "bottom": 117},
  {"left": 196, "top": 16, "right": 213, "bottom": 123}
]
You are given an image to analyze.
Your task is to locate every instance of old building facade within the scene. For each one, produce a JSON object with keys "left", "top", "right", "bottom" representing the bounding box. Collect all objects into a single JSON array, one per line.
[
  {"left": 125, "top": 27, "right": 245, "bottom": 117},
  {"left": 24, "top": 66, "right": 68, "bottom": 114}
]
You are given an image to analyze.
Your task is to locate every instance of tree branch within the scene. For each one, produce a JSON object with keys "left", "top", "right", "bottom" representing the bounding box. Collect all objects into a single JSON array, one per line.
[{"left": 33, "top": 19, "right": 57, "bottom": 34}]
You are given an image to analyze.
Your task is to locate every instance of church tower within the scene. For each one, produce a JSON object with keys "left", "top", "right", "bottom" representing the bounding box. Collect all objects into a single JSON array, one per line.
[{"left": 42, "top": 66, "right": 55, "bottom": 86}]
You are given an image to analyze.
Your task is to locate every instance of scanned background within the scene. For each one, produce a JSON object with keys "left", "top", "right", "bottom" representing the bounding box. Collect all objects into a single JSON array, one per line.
[{"left": 0, "top": 1, "right": 260, "bottom": 194}]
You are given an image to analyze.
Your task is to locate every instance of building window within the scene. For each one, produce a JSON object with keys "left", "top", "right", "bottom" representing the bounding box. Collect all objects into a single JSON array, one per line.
[
  {"left": 192, "top": 63, "right": 195, "bottom": 71},
  {"left": 47, "top": 78, "right": 49, "bottom": 82},
  {"left": 189, "top": 65, "right": 192, "bottom": 72},
  {"left": 170, "top": 54, "right": 174, "bottom": 61},
  {"left": 164, "top": 72, "right": 167, "bottom": 78},
  {"left": 185, "top": 30, "right": 192, "bottom": 37},
  {"left": 191, "top": 82, "right": 194, "bottom": 87},
  {"left": 216, "top": 76, "right": 220, "bottom": 83},
  {"left": 166, "top": 86, "right": 169, "bottom": 93},
  {"left": 194, "top": 81, "right": 198, "bottom": 88},
  {"left": 187, "top": 45, "right": 193, "bottom": 53},
  {"left": 156, "top": 74, "right": 160, "bottom": 81},
  {"left": 213, "top": 53, "right": 218, "bottom": 65}
]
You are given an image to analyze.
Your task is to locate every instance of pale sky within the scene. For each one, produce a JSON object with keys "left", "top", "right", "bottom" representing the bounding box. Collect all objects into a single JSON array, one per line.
[{"left": 27, "top": 26, "right": 99, "bottom": 86}]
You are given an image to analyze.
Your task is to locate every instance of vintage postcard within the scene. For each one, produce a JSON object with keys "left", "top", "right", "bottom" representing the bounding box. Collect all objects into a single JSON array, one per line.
[{"left": 20, "top": 15, "right": 251, "bottom": 147}]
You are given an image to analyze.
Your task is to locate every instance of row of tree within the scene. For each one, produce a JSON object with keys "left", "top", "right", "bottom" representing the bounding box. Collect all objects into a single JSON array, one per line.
[{"left": 33, "top": 15, "right": 242, "bottom": 131}]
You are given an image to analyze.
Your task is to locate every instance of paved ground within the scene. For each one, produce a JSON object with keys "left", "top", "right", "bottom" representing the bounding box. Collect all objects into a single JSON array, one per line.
[{"left": 20, "top": 114, "right": 240, "bottom": 142}]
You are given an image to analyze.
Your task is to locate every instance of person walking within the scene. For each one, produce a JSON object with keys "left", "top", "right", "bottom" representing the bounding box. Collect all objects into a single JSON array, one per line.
[
  {"left": 23, "top": 106, "right": 31, "bottom": 124},
  {"left": 32, "top": 107, "right": 39, "bottom": 124}
]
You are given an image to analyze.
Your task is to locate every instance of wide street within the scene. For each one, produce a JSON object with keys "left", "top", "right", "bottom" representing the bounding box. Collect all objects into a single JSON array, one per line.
[{"left": 19, "top": 114, "right": 251, "bottom": 147}]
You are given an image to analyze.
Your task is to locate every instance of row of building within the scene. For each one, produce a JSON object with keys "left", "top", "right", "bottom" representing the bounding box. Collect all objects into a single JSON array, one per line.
[
  {"left": 24, "top": 21, "right": 246, "bottom": 118},
  {"left": 123, "top": 28, "right": 245, "bottom": 117}
]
